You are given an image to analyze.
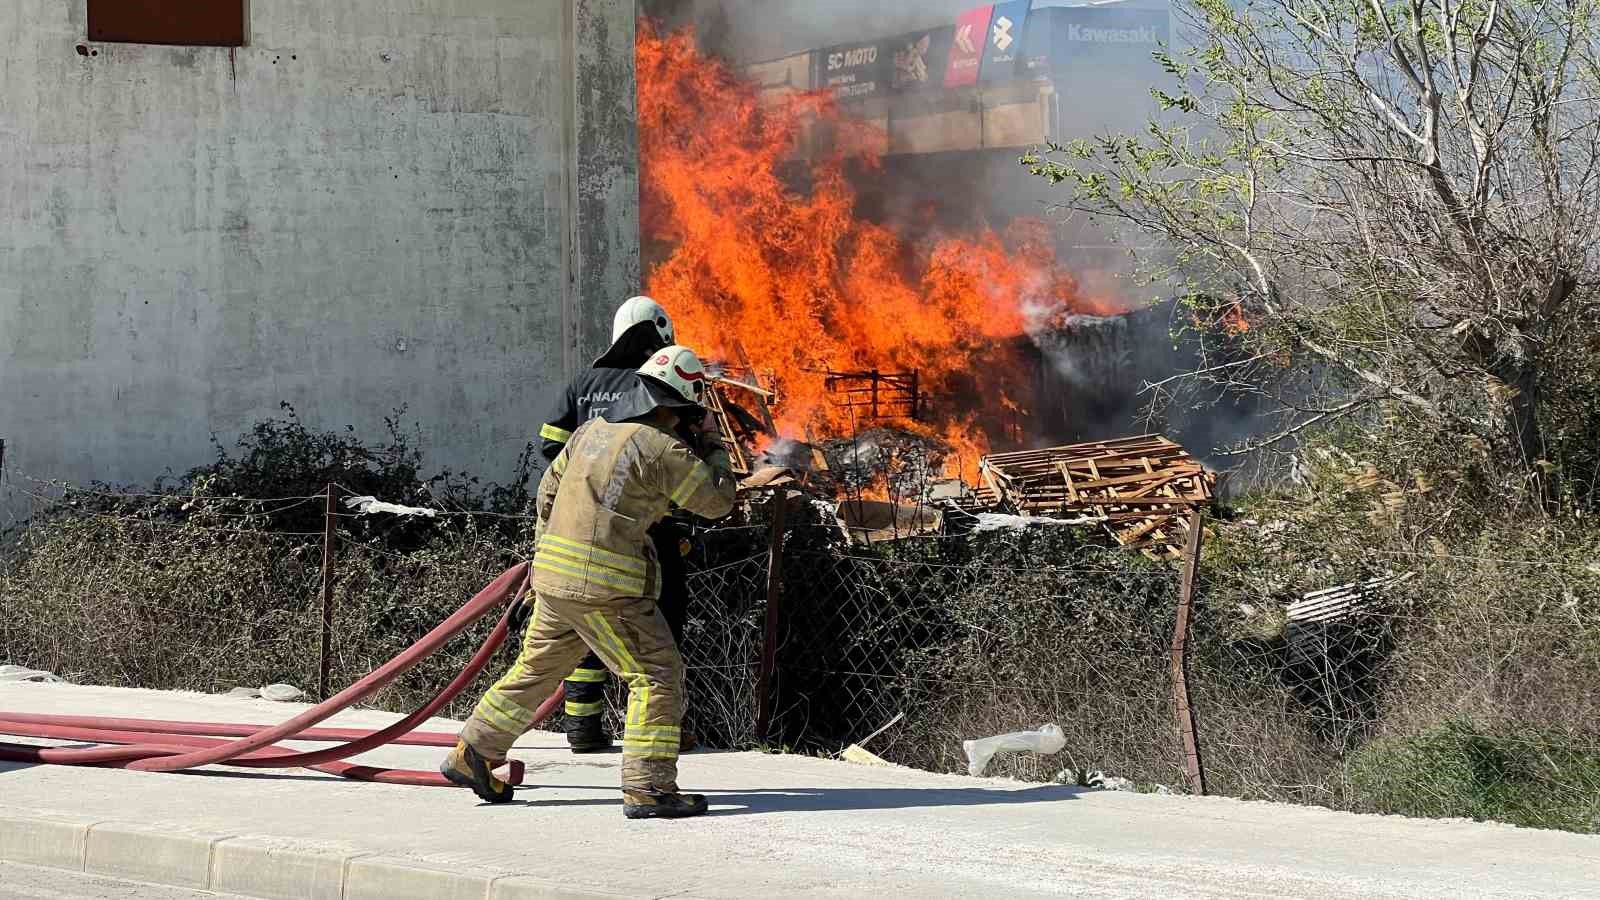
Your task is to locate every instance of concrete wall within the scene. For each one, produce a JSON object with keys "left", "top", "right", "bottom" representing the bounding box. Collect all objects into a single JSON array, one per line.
[{"left": 0, "top": 0, "right": 639, "bottom": 514}]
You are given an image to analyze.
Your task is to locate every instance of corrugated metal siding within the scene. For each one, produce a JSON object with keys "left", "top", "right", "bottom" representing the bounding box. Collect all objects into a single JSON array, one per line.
[{"left": 1287, "top": 573, "right": 1415, "bottom": 623}]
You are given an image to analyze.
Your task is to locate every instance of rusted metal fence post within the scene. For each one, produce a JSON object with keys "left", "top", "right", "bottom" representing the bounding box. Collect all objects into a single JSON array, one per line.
[
  {"left": 754, "top": 489, "right": 790, "bottom": 743},
  {"left": 1171, "top": 505, "right": 1208, "bottom": 795},
  {"left": 318, "top": 483, "right": 338, "bottom": 701}
]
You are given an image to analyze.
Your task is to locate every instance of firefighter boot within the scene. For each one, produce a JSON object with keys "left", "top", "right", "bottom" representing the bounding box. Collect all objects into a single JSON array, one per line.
[
  {"left": 564, "top": 663, "right": 613, "bottom": 753},
  {"left": 622, "top": 785, "right": 709, "bottom": 820},
  {"left": 566, "top": 713, "right": 613, "bottom": 753},
  {"left": 440, "top": 740, "right": 515, "bottom": 804}
]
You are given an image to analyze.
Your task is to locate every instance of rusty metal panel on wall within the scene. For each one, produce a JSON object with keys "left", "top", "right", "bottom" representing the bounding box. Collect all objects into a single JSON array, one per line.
[{"left": 89, "top": 0, "right": 246, "bottom": 47}]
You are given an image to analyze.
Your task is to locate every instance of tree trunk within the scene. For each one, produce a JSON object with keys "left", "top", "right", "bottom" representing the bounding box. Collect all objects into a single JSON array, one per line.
[{"left": 1498, "top": 359, "right": 1552, "bottom": 508}]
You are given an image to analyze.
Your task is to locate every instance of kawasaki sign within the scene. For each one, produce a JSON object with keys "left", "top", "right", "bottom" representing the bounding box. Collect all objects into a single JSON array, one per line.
[
  {"left": 1054, "top": 7, "right": 1169, "bottom": 60},
  {"left": 1062, "top": 23, "right": 1162, "bottom": 44}
]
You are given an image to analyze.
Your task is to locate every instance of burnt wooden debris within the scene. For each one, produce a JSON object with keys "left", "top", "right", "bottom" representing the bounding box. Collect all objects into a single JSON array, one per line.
[{"left": 980, "top": 434, "right": 1216, "bottom": 559}]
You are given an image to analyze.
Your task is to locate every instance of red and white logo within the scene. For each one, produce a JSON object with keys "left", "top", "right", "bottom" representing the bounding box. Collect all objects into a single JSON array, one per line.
[{"left": 944, "top": 5, "right": 994, "bottom": 88}]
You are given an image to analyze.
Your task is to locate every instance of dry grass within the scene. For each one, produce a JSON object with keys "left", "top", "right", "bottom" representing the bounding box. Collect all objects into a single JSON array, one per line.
[{"left": 4, "top": 463, "right": 1598, "bottom": 833}]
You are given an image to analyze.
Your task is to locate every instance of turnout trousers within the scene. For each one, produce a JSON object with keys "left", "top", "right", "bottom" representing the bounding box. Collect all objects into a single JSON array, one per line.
[
  {"left": 563, "top": 526, "right": 688, "bottom": 721},
  {"left": 459, "top": 589, "right": 685, "bottom": 791}
]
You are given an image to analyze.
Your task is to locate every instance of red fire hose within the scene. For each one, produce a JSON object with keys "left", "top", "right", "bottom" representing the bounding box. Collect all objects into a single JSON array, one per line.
[{"left": 0, "top": 563, "right": 562, "bottom": 790}]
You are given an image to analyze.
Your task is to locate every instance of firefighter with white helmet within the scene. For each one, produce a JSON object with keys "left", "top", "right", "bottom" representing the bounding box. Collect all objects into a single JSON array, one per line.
[
  {"left": 539, "top": 297, "right": 676, "bottom": 458},
  {"left": 444, "top": 345, "right": 736, "bottom": 818},
  {"left": 533, "top": 296, "right": 700, "bottom": 754}
]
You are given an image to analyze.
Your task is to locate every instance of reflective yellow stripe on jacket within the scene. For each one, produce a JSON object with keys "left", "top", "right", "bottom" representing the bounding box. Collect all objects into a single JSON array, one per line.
[
  {"left": 669, "top": 461, "right": 712, "bottom": 506},
  {"left": 540, "top": 423, "right": 573, "bottom": 443},
  {"left": 533, "top": 534, "right": 648, "bottom": 595}
]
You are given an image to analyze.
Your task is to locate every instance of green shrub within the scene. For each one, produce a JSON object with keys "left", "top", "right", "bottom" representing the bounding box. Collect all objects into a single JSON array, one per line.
[{"left": 1348, "top": 720, "right": 1600, "bottom": 832}]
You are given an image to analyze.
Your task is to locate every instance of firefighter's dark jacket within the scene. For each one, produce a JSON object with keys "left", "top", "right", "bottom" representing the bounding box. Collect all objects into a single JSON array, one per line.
[
  {"left": 537, "top": 321, "right": 664, "bottom": 462},
  {"left": 537, "top": 366, "right": 642, "bottom": 461}
]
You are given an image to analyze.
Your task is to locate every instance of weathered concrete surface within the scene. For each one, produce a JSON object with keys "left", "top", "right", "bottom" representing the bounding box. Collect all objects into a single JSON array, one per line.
[
  {"left": 0, "top": 0, "right": 639, "bottom": 514},
  {"left": 3, "top": 859, "right": 253, "bottom": 900},
  {"left": 2, "top": 683, "right": 1599, "bottom": 899},
  {"left": 564, "top": 0, "right": 643, "bottom": 374}
]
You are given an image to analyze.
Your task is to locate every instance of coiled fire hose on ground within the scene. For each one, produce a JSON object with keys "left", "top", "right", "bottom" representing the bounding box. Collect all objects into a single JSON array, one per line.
[{"left": 0, "top": 563, "right": 562, "bottom": 789}]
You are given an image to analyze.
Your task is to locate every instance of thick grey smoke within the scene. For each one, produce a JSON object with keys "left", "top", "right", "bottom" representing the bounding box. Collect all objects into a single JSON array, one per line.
[{"left": 645, "top": 0, "right": 979, "bottom": 63}]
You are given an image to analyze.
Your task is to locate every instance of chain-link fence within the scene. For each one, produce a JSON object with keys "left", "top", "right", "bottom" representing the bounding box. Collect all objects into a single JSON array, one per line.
[
  {"left": 6, "top": 471, "right": 1600, "bottom": 832},
  {"left": 0, "top": 475, "right": 526, "bottom": 719},
  {"left": 675, "top": 545, "right": 771, "bottom": 748},
  {"left": 655, "top": 499, "right": 1194, "bottom": 788},
  {"left": 668, "top": 502, "right": 1600, "bottom": 834}
]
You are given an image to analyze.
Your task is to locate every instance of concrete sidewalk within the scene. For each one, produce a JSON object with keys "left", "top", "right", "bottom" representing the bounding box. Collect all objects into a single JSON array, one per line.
[{"left": 2, "top": 683, "right": 1597, "bottom": 899}]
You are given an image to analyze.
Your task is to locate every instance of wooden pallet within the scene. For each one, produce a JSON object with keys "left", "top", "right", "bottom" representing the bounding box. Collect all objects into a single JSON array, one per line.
[
  {"left": 704, "top": 364, "right": 783, "bottom": 478},
  {"left": 704, "top": 384, "right": 752, "bottom": 476},
  {"left": 981, "top": 435, "right": 1215, "bottom": 559},
  {"left": 929, "top": 480, "right": 1001, "bottom": 517}
]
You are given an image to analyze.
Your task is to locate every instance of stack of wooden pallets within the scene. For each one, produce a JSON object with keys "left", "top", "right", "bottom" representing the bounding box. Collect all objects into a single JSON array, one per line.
[{"left": 980, "top": 435, "right": 1215, "bottom": 559}]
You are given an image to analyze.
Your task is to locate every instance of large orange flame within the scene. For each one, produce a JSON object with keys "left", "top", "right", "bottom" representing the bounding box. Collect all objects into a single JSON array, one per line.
[{"left": 637, "top": 24, "right": 1119, "bottom": 480}]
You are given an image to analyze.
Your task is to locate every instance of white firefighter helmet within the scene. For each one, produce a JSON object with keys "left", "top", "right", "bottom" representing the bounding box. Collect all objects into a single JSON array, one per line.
[
  {"left": 613, "top": 296, "right": 674, "bottom": 346},
  {"left": 637, "top": 345, "right": 708, "bottom": 407}
]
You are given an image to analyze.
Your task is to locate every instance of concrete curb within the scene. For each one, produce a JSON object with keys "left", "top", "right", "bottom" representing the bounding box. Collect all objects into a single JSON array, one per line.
[{"left": 0, "top": 808, "right": 655, "bottom": 900}]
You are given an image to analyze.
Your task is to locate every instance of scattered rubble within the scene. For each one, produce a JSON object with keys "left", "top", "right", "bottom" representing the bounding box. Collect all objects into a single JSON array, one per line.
[
  {"left": 1287, "top": 573, "right": 1416, "bottom": 624},
  {"left": 1054, "top": 768, "right": 1165, "bottom": 793},
  {"left": 1086, "top": 772, "right": 1138, "bottom": 792},
  {"left": 820, "top": 427, "right": 949, "bottom": 499},
  {"left": 707, "top": 384, "right": 1218, "bottom": 559},
  {"left": 841, "top": 744, "right": 894, "bottom": 767},
  {"left": 738, "top": 466, "right": 799, "bottom": 492},
  {"left": 261, "top": 683, "right": 306, "bottom": 702},
  {"left": 834, "top": 499, "right": 942, "bottom": 545},
  {"left": 968, "top": 512, "right": 1100, "bottom": 532}
]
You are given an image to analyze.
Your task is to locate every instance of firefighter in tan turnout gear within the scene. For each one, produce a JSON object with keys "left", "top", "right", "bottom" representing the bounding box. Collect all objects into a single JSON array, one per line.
[{"left": 442, "top": 346, "right": 737, "bottom": 819}]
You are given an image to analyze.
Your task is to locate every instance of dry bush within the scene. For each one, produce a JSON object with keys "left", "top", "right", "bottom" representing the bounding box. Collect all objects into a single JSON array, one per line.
[
  {"left": 1197, "top": 449, "right": 1600, "bottom": 829},
  {"left": 0, "top": 501, "right": 526, "bottom": 720},
  {"left": 1, "top": 505, "right": 323, "bottom": 693},
  {"left": 0, "top": 407, "right": 536, "bottom": 715},
  {"left": 6, "top": 411, "right": 1600, "bottom": 833}
]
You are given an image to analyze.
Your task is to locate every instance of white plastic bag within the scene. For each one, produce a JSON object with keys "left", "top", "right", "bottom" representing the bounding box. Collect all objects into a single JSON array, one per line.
[
  {"left": 260, "top": 683, "right": 305, "bottom": 702},
  {"left": 0, "top": 665, "right": 62, "bottom": 684},
  {"left": 343, "top": 496, "right": 437, "bottom": 518},
  {"left": 962, "top": 723, "right": 1067, "bottom": 776}
]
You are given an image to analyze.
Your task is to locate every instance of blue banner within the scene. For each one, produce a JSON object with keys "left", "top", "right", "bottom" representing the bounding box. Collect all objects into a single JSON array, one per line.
[{"left": 980, "top": 0, "right": 1034, "bottom": 83}]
